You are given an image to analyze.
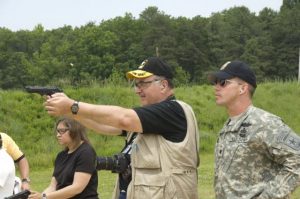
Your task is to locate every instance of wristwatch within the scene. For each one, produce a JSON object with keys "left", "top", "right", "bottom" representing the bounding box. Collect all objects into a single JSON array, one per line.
[
  {"left": 21, "top": 178, "right": 30, "bottom": 184},
  {"left": 42, "top": 193, "right": 47, "bottom": 199},
  {"left": 71, "top": 101, "right": 79, "bottom": 114}
]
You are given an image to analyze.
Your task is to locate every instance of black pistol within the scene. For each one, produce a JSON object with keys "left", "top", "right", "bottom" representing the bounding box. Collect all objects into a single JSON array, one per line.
[
  {"left": 25, "top": 86, "right": 63, "bottom": 96},
  {"left": 4, "top": 190, "right": 31, "bottom": 199}
]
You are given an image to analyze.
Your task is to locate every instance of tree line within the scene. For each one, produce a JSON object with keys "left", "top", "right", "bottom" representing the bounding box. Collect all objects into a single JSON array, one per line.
[{"left": 0, "top": 0, "right": 299, "bottom": 89}]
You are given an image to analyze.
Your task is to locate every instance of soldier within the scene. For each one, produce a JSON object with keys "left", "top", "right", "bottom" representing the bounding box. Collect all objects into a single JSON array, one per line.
[{"left": 209, "top": 60, "right": 300, "bottom": 199}]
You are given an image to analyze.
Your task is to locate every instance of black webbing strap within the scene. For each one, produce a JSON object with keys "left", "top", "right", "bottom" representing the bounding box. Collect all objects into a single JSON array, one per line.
[{"left": 0, "top": 133, "right": 2, "bottom": 149}]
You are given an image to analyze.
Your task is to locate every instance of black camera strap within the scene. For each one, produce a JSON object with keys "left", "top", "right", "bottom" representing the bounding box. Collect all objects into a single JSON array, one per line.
[
  {"left": 0, "top": 133, "right": 2, "bottom": 149},
  {"left": 121, "top": 132, "right": 137, "bottom": 155}
]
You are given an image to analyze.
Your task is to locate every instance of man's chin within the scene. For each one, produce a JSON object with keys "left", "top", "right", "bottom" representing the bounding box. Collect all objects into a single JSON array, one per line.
[
  {"left": 139, "top": 98, "right": 148, "bottom": 106},
  {"left": 140, "top": 101, "right": 148, "bottom": 106},
  {"left": 215, "top": 100, "right": 225, "bottom": 106}
]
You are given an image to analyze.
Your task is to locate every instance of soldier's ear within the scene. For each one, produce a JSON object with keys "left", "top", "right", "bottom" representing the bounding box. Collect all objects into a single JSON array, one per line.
[{"left": 239, "top": 85, "right": 246, "bottom": 94}]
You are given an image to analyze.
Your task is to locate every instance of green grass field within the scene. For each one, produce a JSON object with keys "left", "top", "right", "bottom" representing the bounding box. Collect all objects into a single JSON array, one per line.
[
  {"left": 5, "top": 81, "right": 300, "bottom": 198},
  {"left": 29, "top": 153, "right": 300, "bottom": 199}
]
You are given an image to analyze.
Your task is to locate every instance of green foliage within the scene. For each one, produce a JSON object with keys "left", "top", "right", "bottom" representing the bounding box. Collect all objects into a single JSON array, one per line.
[
  {"left": 0, "top": 4, "right": 299, "bottom": 89},
  {"left": 105, "top": 66, "right": 128, "bottom": 86}
]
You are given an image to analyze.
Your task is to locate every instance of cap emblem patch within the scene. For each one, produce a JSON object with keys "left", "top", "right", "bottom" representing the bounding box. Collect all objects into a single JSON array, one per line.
[
  {"left": 220, "top": 61, "right": 231, "bottom": 70},
  {"left": 138, "top": 60, "right": 148, "bottom": 69}
]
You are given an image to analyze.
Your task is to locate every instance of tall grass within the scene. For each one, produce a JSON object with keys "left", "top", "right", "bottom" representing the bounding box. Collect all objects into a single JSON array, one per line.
[
  {"left": 1, "top": 81, "right": 299, "bottom": 168},
  {"left": 4, "top": 81, "right": 300, "bottom": 198},
  {"left": 28, "top": 153, "right": 300, "bottom": 199}
]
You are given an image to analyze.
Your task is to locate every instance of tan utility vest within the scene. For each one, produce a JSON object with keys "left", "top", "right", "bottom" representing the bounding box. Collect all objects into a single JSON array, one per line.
[{"left": 124, "top": 100, "right": 200, "bottom": 199}]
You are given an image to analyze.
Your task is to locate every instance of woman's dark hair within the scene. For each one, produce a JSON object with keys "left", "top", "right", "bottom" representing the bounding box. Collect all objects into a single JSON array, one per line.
[{"left": 55, "top": 117, "right": 91, "bottom": 146}]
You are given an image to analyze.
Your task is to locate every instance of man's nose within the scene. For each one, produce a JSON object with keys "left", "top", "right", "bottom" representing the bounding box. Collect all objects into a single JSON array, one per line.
[{"left": 134, "top": 86, "right": 142, "bottom": 93}]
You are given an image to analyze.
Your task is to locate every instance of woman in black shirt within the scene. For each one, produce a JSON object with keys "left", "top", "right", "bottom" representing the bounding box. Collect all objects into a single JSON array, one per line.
[{"left": 29, "top": 117, "right": 98, "bottom": 199}]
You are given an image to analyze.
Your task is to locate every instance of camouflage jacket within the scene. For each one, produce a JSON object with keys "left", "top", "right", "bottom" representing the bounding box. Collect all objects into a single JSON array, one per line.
[{"left": 215, "top": 106, "right": 300, "bottom": 199}]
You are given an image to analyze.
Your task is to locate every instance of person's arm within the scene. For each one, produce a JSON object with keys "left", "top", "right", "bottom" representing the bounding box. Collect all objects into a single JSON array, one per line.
[
  {"left": 257, "top": 126, "right": 300, "bottom": 199},
  {"left": 2, "top": 133, "right": 31, "bottom": 190},
  {"left": 43, "top": 177, "right": 57, "bottom": 193},
  {"left": 44, "top": 172, "right": 92, "bottom": 199},
  {"left": 79, "top": 118, "right": 123, "bottom": 136},
  {"left": 17, "top": 157, "right": 30, "bottom": 190},
  {"left": 44, "top": 93, "right": 143, "bottom": 133},
  {"left": 28, "top": 177, "right": 57, "bottom": 199}
]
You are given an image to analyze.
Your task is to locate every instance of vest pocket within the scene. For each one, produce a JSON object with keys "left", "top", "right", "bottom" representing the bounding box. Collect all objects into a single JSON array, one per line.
[
  {"left": 131, "top": 135, "right": 161, "bottom": 169},
  {"left": 133, "top": 171, "right": 177, "bottom": 199}
]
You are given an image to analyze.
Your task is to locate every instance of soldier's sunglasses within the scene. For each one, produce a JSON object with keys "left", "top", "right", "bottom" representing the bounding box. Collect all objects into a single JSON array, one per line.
[{"left": 212, "top": 79, "right": 239, "bottom": 87}]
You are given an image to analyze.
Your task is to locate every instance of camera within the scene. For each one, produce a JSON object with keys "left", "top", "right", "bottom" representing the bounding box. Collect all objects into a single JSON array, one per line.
[
  {"left": 96, "top": 153, "right": 130, "bottom": 173},
  {"left": 97, "top": 132, "right": 137, "bottom": 185}
]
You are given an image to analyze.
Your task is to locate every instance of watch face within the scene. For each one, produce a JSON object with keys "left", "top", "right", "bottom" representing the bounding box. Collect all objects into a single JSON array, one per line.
[{"left": 71, "top": 102, "right": 79, "bottom": 114}]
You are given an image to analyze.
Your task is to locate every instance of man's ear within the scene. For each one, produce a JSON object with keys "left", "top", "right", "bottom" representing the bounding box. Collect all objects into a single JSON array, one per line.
[
  {"left": 160, "top": 79, "right": 168, "bottom": 89},
  {"left": 240, "top": 84, "right": 247, "bottom": 94}
]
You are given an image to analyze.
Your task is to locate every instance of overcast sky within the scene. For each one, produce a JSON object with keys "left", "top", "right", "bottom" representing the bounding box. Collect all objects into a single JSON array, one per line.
[{"left": 0, "top": 0, "right": 283, "bottom": 31}]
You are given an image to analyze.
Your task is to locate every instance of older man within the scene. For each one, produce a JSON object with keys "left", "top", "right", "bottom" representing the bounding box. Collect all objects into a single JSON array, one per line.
[{"left": 44, "top": 57, "right": 200, "bottom": 199}]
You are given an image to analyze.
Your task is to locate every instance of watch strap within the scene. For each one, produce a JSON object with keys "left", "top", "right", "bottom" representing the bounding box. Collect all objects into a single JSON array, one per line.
[
  {"left": 42, "top": 193, "right": 47, "bottom": 199},
  {"left": 21, "top": 178, "right": 30, "bottom": 183}
]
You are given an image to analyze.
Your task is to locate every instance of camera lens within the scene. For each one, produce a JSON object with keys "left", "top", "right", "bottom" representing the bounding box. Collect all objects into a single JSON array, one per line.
[
  {"left": 96, "top": 153, "right": 130, "bottom": 173},
  {"left": 96, "top": 157, "right": 116, "bottom": 171}
]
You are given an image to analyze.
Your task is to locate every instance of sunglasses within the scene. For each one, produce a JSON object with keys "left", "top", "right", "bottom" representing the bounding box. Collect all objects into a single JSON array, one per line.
[
  {"left": 212, "top": 79, "right": 240, "bottom": 87},
  {"left": 56, "top": 128, "right": 69, "bottom": 135}
]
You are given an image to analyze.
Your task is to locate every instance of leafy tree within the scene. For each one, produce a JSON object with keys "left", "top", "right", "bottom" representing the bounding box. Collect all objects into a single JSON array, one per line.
[
  {"left": 0, "top": 52, "right": 30, "bottom": 89},
  {"left": 240, "top": 8, "right": 278, "bottom": 81},
  {"left": 269, "top": 0, "right": 300, "bottom": 79},
  {"left": 139, "top": 6, "right": 176, "bottom": 57},
  {"left": 1, "top": 3, "right": 300, "bottom": 88}
]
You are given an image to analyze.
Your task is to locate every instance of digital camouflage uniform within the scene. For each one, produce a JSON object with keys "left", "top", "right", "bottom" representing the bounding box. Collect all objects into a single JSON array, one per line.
[{"left": 215, "top": 106, "right": 300, "bottom": 199}]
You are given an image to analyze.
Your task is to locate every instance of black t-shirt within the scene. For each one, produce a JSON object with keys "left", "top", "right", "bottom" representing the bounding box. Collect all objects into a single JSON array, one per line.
[
  {"left": 133, "top": 96, "right": 187, "bottom": 142},
  {"left": 53, "top": 142, "right": 98, "bottom": 199}
]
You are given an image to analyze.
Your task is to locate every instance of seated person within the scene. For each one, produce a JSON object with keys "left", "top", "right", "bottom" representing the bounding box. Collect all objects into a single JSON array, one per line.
[
  {"left": 0, "top": 132, "right": 30, "bottom": 190},
  {"left": 0, "top": 146, "right": 15, "bottom": 198},
  {"left": 29, "top": 117, "right": 98, "bottom": 199}
]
